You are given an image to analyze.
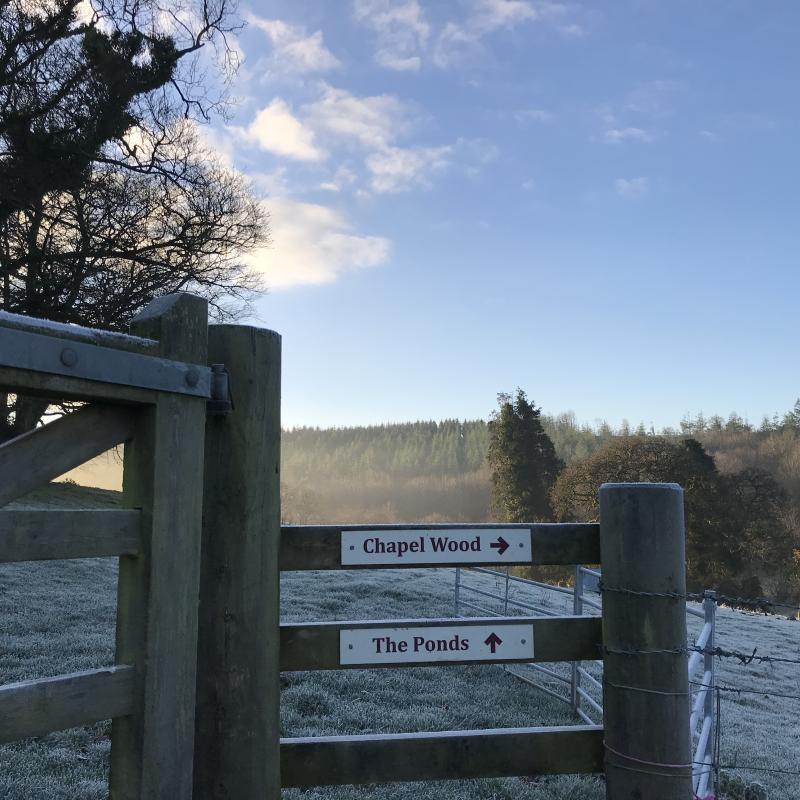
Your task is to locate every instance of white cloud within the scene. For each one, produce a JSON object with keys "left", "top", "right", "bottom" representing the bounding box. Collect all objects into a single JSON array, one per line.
[
  {"left": 242, "top": 99, "right": 326, "bottom": 161},
  {"left": 604, "top": 127, "right": 653, "bottom": 144},
  {"left": 472, "top": 0, "right": 537, "bottom": 33},
  {"left": 353, "top": 0, "right": 429, "bottom": 71},
  {"left": 75, "top": 0, "right": 97, "bottom": 24},
  {"left": 615, "top": 177, "right": 648, "bottom": 199},
  {"left": 434, "top": 0, "right": 574, "bottom": 66},
  {"left": 245, "top": 199, "right": 391, "bottom": 288},
  {"left": 303, "top": 85, "right": 409, "bottom": 150},
  {"left": 366, "top": 144, "right": 452, "bottom": 193},
  {"left": 377, "top": 53, "right": 422, "bottom": 71},
  {"left": 246, "top": 14, "right": 340, "bottom": 74}
]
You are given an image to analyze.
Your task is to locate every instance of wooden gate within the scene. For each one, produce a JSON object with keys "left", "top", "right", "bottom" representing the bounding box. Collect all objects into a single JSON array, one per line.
[
  {"left": 0, "top": 294, "right": 211, "bottom": 799},
  {"left": 1, "top": 302, "right": 695, "bottom": 800}
]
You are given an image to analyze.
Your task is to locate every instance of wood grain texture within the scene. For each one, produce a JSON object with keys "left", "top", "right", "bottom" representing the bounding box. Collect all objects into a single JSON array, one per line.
[
  {"left": 0, "top": 404, "right": 135, "bottom": 507},
  {"left": 599, "top": 483, "right": 693, "bottom": 800},
  {"left": 110, "top": 293, "right": 208, "bottom": 800},
  {"left": 279, "top": 523, "right": 600, "bottom": 571},
  {"left": 281, "top": 725, "right": 604, "bottom": 787},
  {"left": 0, "top": 666, "right": 134, "bottom": 743},
  {"left": 280, "top": 615, "right": 601, "bottom": 671},
  {"left": 193, "top": 324, "right": 282, "bottom": 800},
  {"left": 0, "top": 509, "right": 140, "bottom": 562}
]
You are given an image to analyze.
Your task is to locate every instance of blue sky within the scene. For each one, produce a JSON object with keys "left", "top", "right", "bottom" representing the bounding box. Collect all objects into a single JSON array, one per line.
[{"left": 205, "top": 0, "right": 800, "bottom": 430}]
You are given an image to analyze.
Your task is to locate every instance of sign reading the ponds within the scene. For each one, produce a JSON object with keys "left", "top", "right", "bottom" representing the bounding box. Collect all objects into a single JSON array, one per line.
[
  {"left": 341, "top": 528, "right": 531, "bottom": 566},
  {"left": 340, "top": 623, "right": 535, "bottom": 666}
]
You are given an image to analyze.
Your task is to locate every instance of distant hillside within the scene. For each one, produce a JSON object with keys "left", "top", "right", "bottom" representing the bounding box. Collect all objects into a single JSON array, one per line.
[
  {"left": 281, "top": 408, "right": 800, "bottom": 528},
  {"left": 280, "top": 414, "right": 618, "bottom": 524}
]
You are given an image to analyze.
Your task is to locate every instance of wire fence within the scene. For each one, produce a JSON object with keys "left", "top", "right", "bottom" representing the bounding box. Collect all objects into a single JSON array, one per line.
[
  {"left": 596, "top": 582, "right": 800, "bottom": 798},
  {"left": 454, "top": 568, "right": 800, "bottom": 799}
]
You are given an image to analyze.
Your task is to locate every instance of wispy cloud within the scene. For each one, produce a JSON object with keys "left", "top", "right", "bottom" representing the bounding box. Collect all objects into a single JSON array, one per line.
[
  {"left": 246, "top": 14, "right": 340, "bottom": 74},
  {"left": 615, "top": 177, "right": 648, "bottom": 199},
  {"left": 604, "top": 127, "right": 653, "bottom": 144},
  {"left": 352, "top": 0, "right": 430, "bottom": 71},
  {"left": 366, "top": 144, "right": 453, "bottom": 192},
  {"left": 303, "top": 84, "right": 409, "bottom": 151},
  {"left": 245, "top": 198, "right": 391, "bottom": 288},
  {"left": 434, "top": 0, "right": 577, "bottom": 67},
  {"left": 241, "top": 99, "right": 326, "bottom": 161}
]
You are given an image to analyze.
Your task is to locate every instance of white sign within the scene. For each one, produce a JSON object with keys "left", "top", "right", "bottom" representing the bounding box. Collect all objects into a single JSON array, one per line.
[
  {"left": 341, "top": 528, "right": 531, "bottom": 566},
  {"left": 340, "top": 623, "right": 535, "bottom": 666}
]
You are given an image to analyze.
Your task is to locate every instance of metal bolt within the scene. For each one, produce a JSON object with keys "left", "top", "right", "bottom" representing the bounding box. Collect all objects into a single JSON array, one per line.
[
  {"left": 185, "top": 367, "right": 200, "bottom": 387},
  {"left": 60, "top": 348, "right": 78, "bottom": 367}
]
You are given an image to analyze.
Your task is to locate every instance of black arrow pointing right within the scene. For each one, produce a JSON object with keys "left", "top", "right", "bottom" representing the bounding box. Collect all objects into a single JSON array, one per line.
[{"left": 490, "top": 536, "right": 509, "bottom": 556}]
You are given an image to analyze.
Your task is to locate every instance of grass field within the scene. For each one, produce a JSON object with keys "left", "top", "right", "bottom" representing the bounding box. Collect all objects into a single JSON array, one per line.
[{"left": 1, "top": 484, "right": 798, "bottom": 799}]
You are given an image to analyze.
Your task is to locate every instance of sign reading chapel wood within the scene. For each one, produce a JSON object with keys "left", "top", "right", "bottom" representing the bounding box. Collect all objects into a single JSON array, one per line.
[
  {"left": 341, "top": 528, "right": 531, "bottom": 566},
  {"left": 340, "top": 623, "right": 535, "bottom": 666}
]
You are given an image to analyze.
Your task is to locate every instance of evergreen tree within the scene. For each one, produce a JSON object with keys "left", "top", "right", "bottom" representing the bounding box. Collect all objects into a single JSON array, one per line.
[
  {"left": 487, "top": 390, "right": 564, "bottom": 522},
  {"left": 783, "top": 399, "right": 800, "bottom": 430}
]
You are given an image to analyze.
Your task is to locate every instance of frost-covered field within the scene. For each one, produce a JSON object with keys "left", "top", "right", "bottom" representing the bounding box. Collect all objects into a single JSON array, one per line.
[{"left": 1, "top": 489, "right": 798, "bottom": 799}]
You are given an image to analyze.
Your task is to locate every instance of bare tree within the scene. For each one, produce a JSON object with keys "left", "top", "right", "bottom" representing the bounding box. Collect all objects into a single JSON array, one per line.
[{"left": 0, "top": 0, "right": 270, "bottom": 441}]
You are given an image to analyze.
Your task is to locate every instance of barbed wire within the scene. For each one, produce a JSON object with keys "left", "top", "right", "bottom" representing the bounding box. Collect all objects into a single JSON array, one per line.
[
  {"left": 598, "top": 581, "right": 704, "bottom": 601},
  {"left": 713, "top": 594, "right": 800, "bottom": 615},
  {"left": 694, "top": 645, "right": 800, "bottom": 666},
  {"left": 597, "top": 581, "right": 800, "bottom": 615},
  {"left": 600, "top": 643, "right": 800, "bottom": 665},
  {"left": 690, "top": 680, "right": 800, "bottom": 701}
]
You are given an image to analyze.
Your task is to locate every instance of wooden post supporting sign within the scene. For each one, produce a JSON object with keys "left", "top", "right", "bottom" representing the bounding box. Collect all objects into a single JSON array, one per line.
[
  {"left": 600, "top": 482, "right": 693, "bottom": 800},
  {"left": 193, "top": 324, "right": 282, "bottom": 800}
]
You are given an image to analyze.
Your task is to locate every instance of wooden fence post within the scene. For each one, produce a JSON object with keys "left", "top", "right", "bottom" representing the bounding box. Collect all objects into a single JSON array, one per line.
[
  {"left": 599, "top": 483, "right": 692, "bottom": 800},
  {"left": 193, "top": 324, "right": 282, "bottom": 800},
  {"left": 110, "top": 294, "right": 209, "bottom": 800}
]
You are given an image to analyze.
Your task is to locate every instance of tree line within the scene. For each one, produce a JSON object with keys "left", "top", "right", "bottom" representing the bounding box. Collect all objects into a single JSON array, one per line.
[{"left": 282, "top": 396, "right": 800, "bottom": 603}]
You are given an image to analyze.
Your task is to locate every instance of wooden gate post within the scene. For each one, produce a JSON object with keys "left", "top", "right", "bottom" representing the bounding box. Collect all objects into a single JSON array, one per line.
[
  {"left": 193, "top": 325, "right": 282, "bottom": 800},
  {"left": 110, "top": 294, "right": 209, "bottom": 800},
  {"left": 599, "top": 483, "right": 692, "bottom": 800}
]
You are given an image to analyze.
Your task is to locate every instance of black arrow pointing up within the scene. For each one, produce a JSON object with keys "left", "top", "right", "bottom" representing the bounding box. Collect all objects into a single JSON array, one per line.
[
  {"left": 484, "top": 632, "right": 503, "bottom": 654},
  {"left": 490, "top": 536, "right": 509, "bottom": 556}
]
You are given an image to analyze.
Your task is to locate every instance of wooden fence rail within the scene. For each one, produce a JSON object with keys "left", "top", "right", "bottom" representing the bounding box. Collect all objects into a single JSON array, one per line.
[
  {"left": 279, "top": 522, "right": 600, "bottom": 570},
  {"left": 280, "top": 615, "right": 602, "bottom": 670},
  {"left": 0, "top": 667, "right": 135, "bottom": 744},
  {"left": 281, "top": 725, "right": 605, "bottom": 787},
  {"left": 0, "top": 509, "right": 141, "bottom": 561}
]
